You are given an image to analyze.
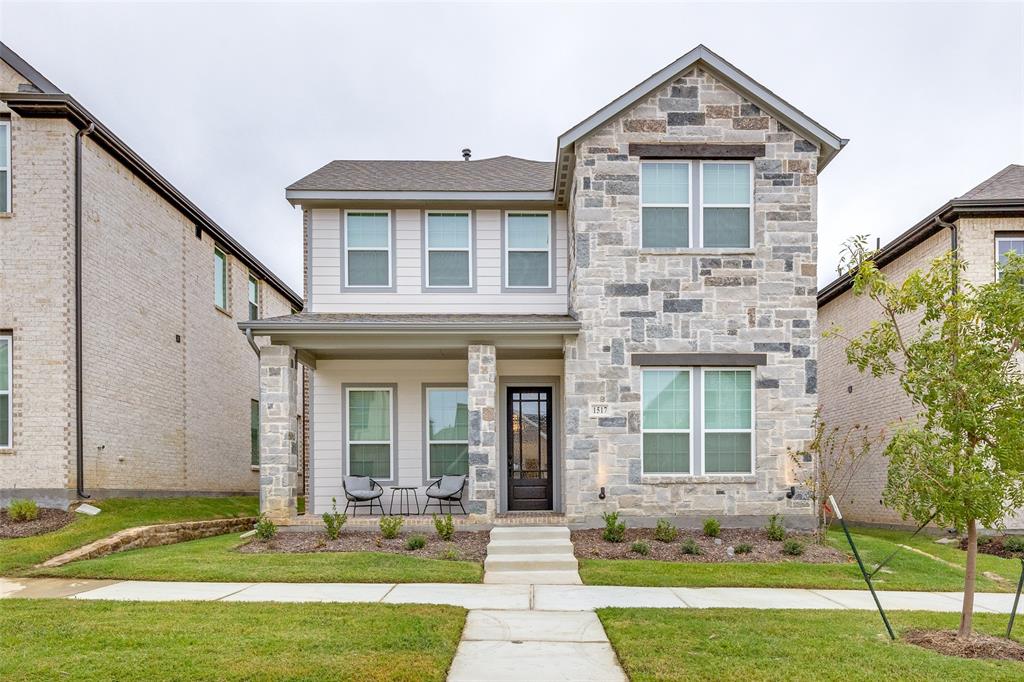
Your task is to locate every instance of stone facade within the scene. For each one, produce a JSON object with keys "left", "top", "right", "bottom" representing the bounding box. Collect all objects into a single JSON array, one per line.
[
  {"left": 259, "top": 345, "right": 299, "bottom": 519},
  {"left": 0, "top": 58, "right": 301, "bottom": 506},
  {"left": 467, "top": 344, "right": 498, "bottom": 517},
  {"left": 563, "top": 67, "right": 819, "bottom": 526}
]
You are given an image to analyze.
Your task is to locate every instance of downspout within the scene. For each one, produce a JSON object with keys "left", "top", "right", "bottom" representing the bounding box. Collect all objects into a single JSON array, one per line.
[
  {"left": 245, "top": 327, "right": 260, "bottom": 355},
  {"left": 936, "top": 215, "right": 959, "bottom": 293},
  {"left": 75, "top": 122, "right": 95, "bottom": 498}
]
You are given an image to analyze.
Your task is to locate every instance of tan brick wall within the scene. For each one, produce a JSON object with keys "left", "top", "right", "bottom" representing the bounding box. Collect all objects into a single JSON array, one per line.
[{"left": 960, "top": 216, "right": 1024, "bottom": 285}]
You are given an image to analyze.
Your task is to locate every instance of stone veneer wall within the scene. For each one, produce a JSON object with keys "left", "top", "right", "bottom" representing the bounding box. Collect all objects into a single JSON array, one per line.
[
  {"left": 259, "top": 345, "right": 298, "bottom": 520},
  {"left": 467, "top": 344, "right": 497, "bottom": 516},
  {"left": 563, "top": 67, "right": 818, "bottom": 526}
]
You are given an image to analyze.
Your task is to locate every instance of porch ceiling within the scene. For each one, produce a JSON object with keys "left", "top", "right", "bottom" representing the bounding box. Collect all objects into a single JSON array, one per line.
[{"left": 239, "top": 313, "right": 579, "bottom": 362}]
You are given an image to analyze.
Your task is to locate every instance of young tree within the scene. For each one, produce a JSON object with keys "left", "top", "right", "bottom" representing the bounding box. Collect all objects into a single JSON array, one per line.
[{"left": 830, "top": 237, "right": 1024, "bottom": 638}]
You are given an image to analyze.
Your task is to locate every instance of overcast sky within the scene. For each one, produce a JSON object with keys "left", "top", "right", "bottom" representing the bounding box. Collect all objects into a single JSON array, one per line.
[{"left": 3, "top": 1, "right": 1022, "bottom": 292}]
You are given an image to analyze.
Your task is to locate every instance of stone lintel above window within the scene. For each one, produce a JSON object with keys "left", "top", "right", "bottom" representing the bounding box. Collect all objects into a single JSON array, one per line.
[
  {"left": 628, "top": 143, "right": 765, "bottom": 159},
  {"left": 631, "top": 352, "right": 767, "bottom": 367}
]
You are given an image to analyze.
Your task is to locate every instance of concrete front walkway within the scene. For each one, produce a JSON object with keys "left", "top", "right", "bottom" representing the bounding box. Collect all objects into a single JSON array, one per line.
[{"left": 2, "top": 577, "right": 1022, "bottom": 613}]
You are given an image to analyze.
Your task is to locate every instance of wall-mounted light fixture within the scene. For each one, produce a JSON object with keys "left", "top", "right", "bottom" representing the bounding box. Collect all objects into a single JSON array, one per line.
[{"left": 598, "top": 486, "right": 606, "bottom": 500}]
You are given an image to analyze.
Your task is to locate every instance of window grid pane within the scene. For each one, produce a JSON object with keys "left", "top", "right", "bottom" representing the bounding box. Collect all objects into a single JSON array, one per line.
[
  {"left": 427, "top": 213, "right": 470, "bottom": 249},
  {"left": 214, "top": 250, "right": 226, "bottom": 308},
  {"left": 508, "top": 252, "right": 549, "bottom": 287},
  {"left": 704, "top": 370, "right": 752, "bottom": 429},
  {"left": 643, "top": 433, "right": 690, "bottom": 473},
  {"left": 428, "top": 389, "right": 469, "bottom": 441},
  {"left": 0, "top": 338, "right": 8, "bottom": 391},
  {"left": 428, "top": 251, "right": 470, "bottom": 287},
  {"left": 641, "top": 162, "right": 689, "bottom": 204},
  {"left": 507, "top": 214, "right": 550, "bottom": 249},
  {"left": 641, "top": 207, "right": 689, "bottom": 248},
  {"left": 705, "top": 433, "right": 752, "bottom": 473},
  {"left": 642, "top": 370, "right": 690, "bottom": 430},
  {"left": 703, "top": 207, "right": 750, "bottom": 248},
  {"left": 347, "top": 251, "right": 389, "bottom": 286},
  {"left": 250, "top": 400, "right": 259, "bottom": 466},
  {"left": 348, "top": 390, "right": 391, "bottom": 441},
  {"left": 346, "top": 213, "right": 389, "bottom": 248},
  {"left": 429, "top": 444, "right": 469, "bottom": 478},
  {"left": 702, "top": 163, "right": 750, "bottom": 204},
  {"left": 349, "top": 444, "right": 390, "bottom": 478},
  {"left": 998, "top": 239, "right": 1024, "bottom": 264}
]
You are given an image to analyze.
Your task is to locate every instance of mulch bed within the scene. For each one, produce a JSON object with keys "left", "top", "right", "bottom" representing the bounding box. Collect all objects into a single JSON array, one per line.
[
  {"left": 904, "top": 629, "right": 1024, "bottom": 661},
  {"left": 0, "top": 508, "right": 77, "bottom": 539},
  {"left": 959, "top": 536, "right": 1024, "bottom": 560},
  {"left": 237, "top": 529, "right": 489, "bottom": 562},
  {"left": 571, "top": 528, "right": 848, "bottom": 563}
]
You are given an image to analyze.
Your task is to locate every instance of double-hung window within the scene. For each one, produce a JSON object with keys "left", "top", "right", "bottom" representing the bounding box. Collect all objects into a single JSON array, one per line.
[
  {"left": 346, "top": 387, "right": 393, "bottom": 479},
  {"left": 247, "top": 275, "right": 259, "bottom": 319},
  {"left": 641, "top": 367, "right": 754, "bottom": 475},
  {"left": 0, "top": 335, "right": 10, "bottom": 448},
  {"left": 505, "top": 212, "right": 551, "bottom": 288},
  {"left": 639, "top": 160, "right": 752, "bottom": 248},
  {"left": 426, "top": 212, "right": 472, "bottom": 287},
  {"left": 250, "top": 399, "right": 259, "bottom": 467},
  {"left": 996, "top": 236, "right": 1024, "bottom": 279},
  {"left": 426, "top": 387, "right": 469, "bottom": 478},
  {"left": 345, "top": 211, "right": 391, "bottom": 287},
  {"left": 214, "top": 248, "right": 227, "bottom": 310},
  {"left": 640, "top": 161, "right": 690, "bottom": 248},
  {"left": 0, "top": 121, "right": 9, "bottom": 213}
]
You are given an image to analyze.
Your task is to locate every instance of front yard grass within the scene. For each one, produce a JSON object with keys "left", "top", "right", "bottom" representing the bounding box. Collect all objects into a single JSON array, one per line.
[
  {"left": 0, "top": 496, "right": 257, "bottom": 575},
  {"left": 0, "top": 599, "right": 464, "bottom": 682},
  {"left": 598, "top": 608, "right": 1023, "bottom": 681},
  {"left": 32, "top": 533, "right": 484, "bottom": 583},
  {"left": 579, "top": 527, "right": 1020, "bottom": 591}
]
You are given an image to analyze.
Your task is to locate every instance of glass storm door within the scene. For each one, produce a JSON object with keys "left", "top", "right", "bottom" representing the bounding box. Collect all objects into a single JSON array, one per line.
[{"left": 506, "top": 387, "right": 553, "bottom": 511}]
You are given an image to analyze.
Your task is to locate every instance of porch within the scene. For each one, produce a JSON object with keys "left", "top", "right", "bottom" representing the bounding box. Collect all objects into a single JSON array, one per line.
[{"left": 242, "top": 313, "right": 580, "bottom": 524}]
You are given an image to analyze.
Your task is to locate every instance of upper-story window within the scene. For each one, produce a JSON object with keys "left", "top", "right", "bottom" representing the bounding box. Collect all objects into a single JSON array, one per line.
[
  {"left": 0, "top": 335, "right": 10, "bottom": 448},
  {"left": 214, "top": 248, "right": 227, "bottom": 310},
  {"left": 640, "top": 160, "right": 752, "bottom": 249},
  {"left": 996, "top": 235, "right": 1024, "bottom": 279},
  {"left": 247, "top": 275, "right": 259, "bottom": 320},
  {"left": 505, "top": 212, "right": 552, "bottom": 288},
  {"left": 345, "top": 211, "right": 392, "bottom": 287},
  {"left": 426, "top": 212, "right": 472, "bottom": 288},
  {"left": 0, "top": 121, "right": 9, "bottom": 213}
]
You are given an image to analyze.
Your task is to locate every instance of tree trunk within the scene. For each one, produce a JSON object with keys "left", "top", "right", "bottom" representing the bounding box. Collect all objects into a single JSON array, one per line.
[{"left": 958, "top": 518, "right": 977, "bottom": 638}]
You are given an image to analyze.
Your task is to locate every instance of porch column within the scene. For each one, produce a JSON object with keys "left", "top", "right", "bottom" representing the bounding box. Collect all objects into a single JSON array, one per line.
[
  {"left": 467, "top": 344, "right": 497, "bottom": 518},
  {"left": 259, "top": 344, "right": 298, "bottom": 520}
]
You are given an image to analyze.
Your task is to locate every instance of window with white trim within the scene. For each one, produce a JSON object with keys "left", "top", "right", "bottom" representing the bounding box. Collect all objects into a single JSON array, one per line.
[
  {"left": 346, "top": 387, "right": 393, "bottom": 479},
  {"left": 247, "top": 275, "right": 259, "bottom": 320},
  {"left": 641, "top": 367, "right": 754, "bottom": 475},
  {"left": 996, "top": 236, "right": 1024, "bottom": 279},
  {"left": 701, "top": 162, "right": 752, "bottom": 248},
  {"left": 640, "top": 161, "right": 690, "bottom": 248},
  {"left": 0, "top": 335, "right": 10, "bottom": 448},
  {"left": 0, "top": 121, "right": 9, "bottom": 213},
  {"left": 345, "top": 211, "right": 391, "bottom": 287},
  {"left": 639, "top": 160, "right": 753, "bottom": 248},
  {"left": 250, "top": 399, "right": 259, "bottom": 467},
  {"left": 214, "top": 248, "right": 227, "bottom": 309},
  {"left": 426, "top": 212, "right": 472, "bottom": 287},
  {"left": 426, "top": 387, "right": 469, "bottom": 478},
  {"left": 505, "top": 212, "right": 551, "bottom": 287}
]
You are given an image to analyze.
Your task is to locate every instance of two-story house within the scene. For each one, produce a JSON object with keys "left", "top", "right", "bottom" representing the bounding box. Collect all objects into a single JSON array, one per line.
[
  {"left": 819, "top": 164, "right": 1024, "bottom": 529},
  {"left": 243, "top": 45, "right": 845, "bottom": 527},
  {"left": 0, "top": 43, "right": 304, "bottom": 508}
]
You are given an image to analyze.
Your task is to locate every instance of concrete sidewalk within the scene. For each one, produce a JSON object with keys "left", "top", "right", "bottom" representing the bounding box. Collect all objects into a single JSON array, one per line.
[{"left": 2, "top": 576, "right": 1021, "bottom": 613}]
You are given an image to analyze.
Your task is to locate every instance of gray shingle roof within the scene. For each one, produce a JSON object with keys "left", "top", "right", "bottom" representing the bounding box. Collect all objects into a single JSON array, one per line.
[
  {"left": 287, "top": 155, "right": 555, "bottom": 193},
  {"left": 959, "top": 164, "right": 1024, "bottom": 201}
]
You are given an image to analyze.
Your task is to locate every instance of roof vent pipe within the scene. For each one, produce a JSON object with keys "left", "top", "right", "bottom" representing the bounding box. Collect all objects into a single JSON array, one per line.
[{"left": 461, "top": 148, "right": 471, "bottom": 161}]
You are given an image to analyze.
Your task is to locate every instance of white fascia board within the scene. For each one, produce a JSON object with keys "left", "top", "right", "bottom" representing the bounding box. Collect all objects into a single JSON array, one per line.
[{"left": 286, "top": 189, "right": 556, "bottom": 205}]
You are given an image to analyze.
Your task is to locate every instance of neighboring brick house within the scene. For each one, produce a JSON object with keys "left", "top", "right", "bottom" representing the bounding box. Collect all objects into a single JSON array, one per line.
[
  {"left": 243, "top": 45, "right": 846, "bottom": 528},
  {"left": 0, "top": 43, "right": 304, "bottom": 507},
  {"left": 818, "top": 164, "right": 1024, "bottom": 529}
]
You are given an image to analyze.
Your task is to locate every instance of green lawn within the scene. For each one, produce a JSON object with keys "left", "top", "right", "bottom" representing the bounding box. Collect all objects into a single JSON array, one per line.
[
  {"left": 32, "top": 533, "right": 484, "bottom": 583},
  {"left": 599, "top": 608, "right": 1024, "bottom": 681},
  {"left": 0, "top": 599, "right": 464, "bottom": 682},
  {"left": 579, "top": 527, "right": 1022, "bottom": 591},
  {"left": 0, "top": 496, "right": 257, "bottom": 575}
]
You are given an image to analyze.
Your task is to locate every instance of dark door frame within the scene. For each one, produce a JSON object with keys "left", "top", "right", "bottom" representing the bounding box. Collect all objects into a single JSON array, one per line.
[{"left": 505, "top": 385, "right": 554, "bottom": 512}]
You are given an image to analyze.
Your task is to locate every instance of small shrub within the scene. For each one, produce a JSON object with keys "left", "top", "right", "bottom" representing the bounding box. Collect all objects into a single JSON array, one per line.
[
  {"left": 405, "top": 535, "right": 427, "bottom": 551},
  {"left": 433, "top": 513, "right": 455, "bottom": 541},
  {"left": 702, "top": 517, "right": 721, "bottom": 538},
  {"left": 978, "top": 536, "right": 993, "bottom": 546},
  {"left": 766, "top": 514, "right": 786, "bottom": 542},
  {"left": 630, "top": 541, "right": 650, "bottom": 556},
  {"left": 680, "top": 538, "right": 703, "bottom": 555},
  {"left": 782, "top": 539, "right": 805, "bottom": 556},
  {"left": 253, "top": 514, "right": 277, "bottom": 541},
  {"left": 322, "top": 497, "right": 347, "bottom": 540},
  {"left": 654, "top": 519, "right": 678, "bottom": 543},
  {"left": 734, "top": 542, "right": 754, "bottom": 555},
  {"left": 601, "top": 511, "right": 626, "bottom": 543},
  {"left": 7, "top": 499, "right": 38, "bottom": 522},
  {"left": 441, "top": 545, "right": 460, "bottom": 561},
  {"left": 379, "top": 516, "right": 403, "bottom": 539},
  {"left": 1003, "top": 536, "right": 1024, "bottom": 553}
]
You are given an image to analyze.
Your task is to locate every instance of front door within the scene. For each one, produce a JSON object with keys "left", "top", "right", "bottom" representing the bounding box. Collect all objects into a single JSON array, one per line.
[{"left": 506, "top": 387, "right": 553, "bottom": 511}]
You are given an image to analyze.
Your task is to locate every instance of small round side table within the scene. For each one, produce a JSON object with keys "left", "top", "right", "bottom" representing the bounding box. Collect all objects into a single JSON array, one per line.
[{"left": 389, "top": 486, "right": 420, "bottom": 516}]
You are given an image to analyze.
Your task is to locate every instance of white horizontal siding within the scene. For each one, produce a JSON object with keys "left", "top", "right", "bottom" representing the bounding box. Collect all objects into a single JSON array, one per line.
[{"left": 310, "top": 207, "right": 569, "bottom": 314}]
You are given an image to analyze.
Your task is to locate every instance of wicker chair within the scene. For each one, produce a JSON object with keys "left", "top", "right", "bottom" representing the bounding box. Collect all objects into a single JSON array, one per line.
[
  {"left": 342, "top": 475, "right": 385, "bottom": 515},
  {"left": 421, "top": 474, "right": 468, "bottom": 515}
]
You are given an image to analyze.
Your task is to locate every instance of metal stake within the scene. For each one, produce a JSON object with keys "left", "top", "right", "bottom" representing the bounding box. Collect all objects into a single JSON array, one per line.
[
  {"left": 828, "top": 495, "right": 895, "bottom": 641},
  {"left": 1008, "top": 558, "right": 1024, "bottom": 639}
]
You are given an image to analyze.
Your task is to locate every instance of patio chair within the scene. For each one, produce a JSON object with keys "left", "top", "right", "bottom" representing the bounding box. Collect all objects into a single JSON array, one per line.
[
  {"left": 421, "top": 474, "right": 468, "bottom": 515},
  {"left": 342, "top": 475, "right": 385, "bottom": 516}
]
